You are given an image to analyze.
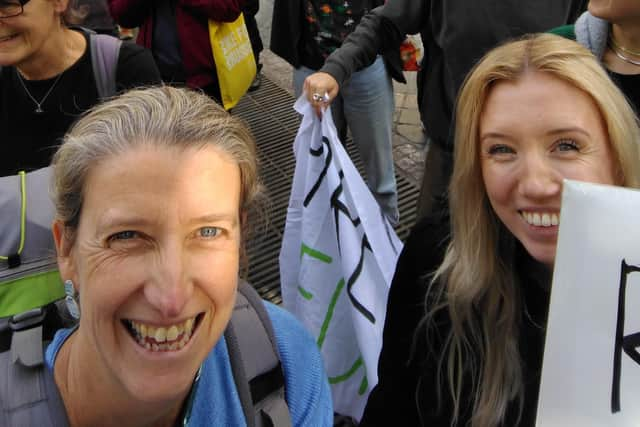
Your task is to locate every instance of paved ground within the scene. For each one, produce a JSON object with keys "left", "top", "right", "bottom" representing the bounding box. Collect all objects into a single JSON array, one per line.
[{"left": 254, "top": 2, "right": 427, "bottom": 189}]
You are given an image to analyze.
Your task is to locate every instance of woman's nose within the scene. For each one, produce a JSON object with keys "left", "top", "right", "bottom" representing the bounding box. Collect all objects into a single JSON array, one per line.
[
  {"left": 518, "top": 153, "right": 562, "bottom": 199},
  {"left": 144, "top": 244, "right": 194, "bottom": 318}
]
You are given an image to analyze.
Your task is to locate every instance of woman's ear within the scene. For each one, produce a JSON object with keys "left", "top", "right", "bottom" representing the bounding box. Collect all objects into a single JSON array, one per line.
[{"left": 52, "top": 220, "right": 76, "bottom": 282}]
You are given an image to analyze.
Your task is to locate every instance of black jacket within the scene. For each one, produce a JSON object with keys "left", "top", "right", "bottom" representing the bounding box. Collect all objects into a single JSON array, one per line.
[{"left": 361, "top": 207, "right": 552, "bottom": 426}]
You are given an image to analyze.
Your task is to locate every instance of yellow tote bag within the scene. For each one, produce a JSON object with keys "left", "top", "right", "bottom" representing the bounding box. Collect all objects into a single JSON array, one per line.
[{"left": 208, "top": 13, "right": 257, "bottom": 110}]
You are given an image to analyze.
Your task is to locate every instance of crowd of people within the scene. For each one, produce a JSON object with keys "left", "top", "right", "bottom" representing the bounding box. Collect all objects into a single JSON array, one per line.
[{"left": 2, "top": 0, "right": 640, "bottom": 426}]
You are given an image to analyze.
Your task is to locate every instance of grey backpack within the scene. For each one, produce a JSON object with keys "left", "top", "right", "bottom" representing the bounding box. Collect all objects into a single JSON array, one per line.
[{"left": 0, "top": 280, "right": 292, "bottom": 427}]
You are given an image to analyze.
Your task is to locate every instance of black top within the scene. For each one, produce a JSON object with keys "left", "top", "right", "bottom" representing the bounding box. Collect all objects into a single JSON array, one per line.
[
  {"left": 0, "top": 31, "right": 161, "bottom": 177},
  {"left": 299, "top": 0, "right": 381, "bottom": 70},
  {"left": 360, "top": 206, "right": 551, "bottom": 426},
  {"left": 609, "top": 71, "right": 640, "bottom": 116}
]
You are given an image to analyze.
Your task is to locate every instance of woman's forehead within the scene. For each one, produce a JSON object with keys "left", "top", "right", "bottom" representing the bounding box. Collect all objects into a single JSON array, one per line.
[
  {"left": 80, "top": 145, "right": 242, "bottom": 223},
  {"left": 479, "top": 72, "right": 604, "bottom": 135}
]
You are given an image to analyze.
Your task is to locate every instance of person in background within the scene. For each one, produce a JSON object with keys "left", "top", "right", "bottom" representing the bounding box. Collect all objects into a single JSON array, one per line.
[
  {"left": 74, "top": 0, "right": 119, "bottom": 36},
  {"left": 0, "top": 0, "right": 161, "bottom": 176},
  {"left": 45, "top": 86, "right": 333, "bottom": 426},
  {"left": 271, "top": 0, "right": 400, "bottom": 225},
  {"left": 242, "top": 0, "right": 263, "bottom": 91},
  {"left": 551, "top": 0, "right": 640, "bottom": 113},
  {"left": 360, "top": 34, "right": 640, "bottom": 426},
  {"left": 108, "top": 0, "right": 244, "bottom": 103},
  {"left": 304, "top": 0, "right": 587, "bottom": 221}
]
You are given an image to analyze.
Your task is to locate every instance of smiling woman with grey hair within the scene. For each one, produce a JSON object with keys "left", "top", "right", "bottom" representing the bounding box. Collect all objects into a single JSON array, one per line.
[{"left": 12, "top": 85, "right": 334, "bottom": 427}]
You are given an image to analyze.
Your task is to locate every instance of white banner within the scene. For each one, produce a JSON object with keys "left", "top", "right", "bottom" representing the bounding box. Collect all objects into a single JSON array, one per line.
[
  {"left": 279, "top": 97, "right": 403, "bottom": 420},
  {"left": 537, "top": 180, "right": 640, "bottom": 426}
]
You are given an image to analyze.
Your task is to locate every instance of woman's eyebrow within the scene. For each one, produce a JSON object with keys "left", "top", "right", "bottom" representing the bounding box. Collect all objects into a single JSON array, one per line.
[
  {"left": 545, "top": 127, "right": 591, "bottom": 137},
  {"left": 96, "top": 213, "right": 151, "bottom": 234},
  {"left": 480, "top": 132, "right": 515, "bottom": 143},
  {"left": 187, "top": 213, "right": 238, "bottom": 226}
]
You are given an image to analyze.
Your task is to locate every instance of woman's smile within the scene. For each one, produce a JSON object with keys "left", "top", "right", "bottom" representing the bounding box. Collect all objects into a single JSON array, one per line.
[
  {"left": 519, "top": 211, "right": 560, "bottom": 228},
  {"left": 123, "top": 312, "right": 205, "bottom": 353}
]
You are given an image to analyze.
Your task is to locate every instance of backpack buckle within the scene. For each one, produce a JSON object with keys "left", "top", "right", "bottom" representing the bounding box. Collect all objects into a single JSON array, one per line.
[
  {"left": 9, "top": 307, "right": 46, "bottom": 332},
  {"left": 7, "top": 253, "right": 21, "bottom": 268},
  {"left": 9, "top": 308, "right": 46, "bottom": 367}
]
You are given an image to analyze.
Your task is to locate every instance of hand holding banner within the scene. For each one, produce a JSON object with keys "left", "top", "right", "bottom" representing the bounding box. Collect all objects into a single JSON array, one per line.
[{"left": 279, "top": 96, "right": 403, "bottom": 421}]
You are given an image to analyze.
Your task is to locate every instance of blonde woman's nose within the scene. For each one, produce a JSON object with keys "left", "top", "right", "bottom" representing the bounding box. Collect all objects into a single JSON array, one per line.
[{"left": 517, "top": 154, "right": 561, "bottom": 199}]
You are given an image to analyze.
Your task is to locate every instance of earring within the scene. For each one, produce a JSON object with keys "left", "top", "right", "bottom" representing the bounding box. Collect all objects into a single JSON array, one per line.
[{"left": 64, "top": 279, "right": 81, "bottom": 320}]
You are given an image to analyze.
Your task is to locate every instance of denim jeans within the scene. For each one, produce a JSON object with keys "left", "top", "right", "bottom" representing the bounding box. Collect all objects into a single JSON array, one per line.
[{"left": 294, "top": 57, "right": 399, "bottom": 224}]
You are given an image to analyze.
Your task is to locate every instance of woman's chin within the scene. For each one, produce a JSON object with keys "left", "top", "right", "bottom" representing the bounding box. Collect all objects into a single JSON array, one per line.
[{"left": 525, "top": 245, "right": 556, "bottom": 270}]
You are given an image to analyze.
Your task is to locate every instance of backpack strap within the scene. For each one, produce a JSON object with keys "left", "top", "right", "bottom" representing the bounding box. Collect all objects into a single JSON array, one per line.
[
  {"left": 224, "top": 281, "right": 292, "bottom": 427},
  {"left": 68, "top": 25, "right": 121, "bottom": 99},
  {"left": 89, "top": 33, "right": 121, "bottom": 99}
]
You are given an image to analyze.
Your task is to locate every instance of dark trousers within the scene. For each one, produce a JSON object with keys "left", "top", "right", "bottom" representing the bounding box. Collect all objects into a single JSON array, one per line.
[
  {"left": 416, "top": 139, "right": 453, "bottom": 221},
  {"left": 242, "top": 2, "right": 263, "bottom": 70}
]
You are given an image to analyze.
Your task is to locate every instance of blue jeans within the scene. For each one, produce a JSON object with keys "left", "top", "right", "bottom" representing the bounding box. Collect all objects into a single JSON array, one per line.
[{"left": 294, "top": 57, "right": 399, "bottom": 224}]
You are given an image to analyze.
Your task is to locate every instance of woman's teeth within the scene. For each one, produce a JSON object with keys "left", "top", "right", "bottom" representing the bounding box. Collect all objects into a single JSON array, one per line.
[
  {"left": 125, "top": 317, "right": 196, "bottom": 352},
  {"left": 521, "top": 211, "right": 559, "bottom": 227}
]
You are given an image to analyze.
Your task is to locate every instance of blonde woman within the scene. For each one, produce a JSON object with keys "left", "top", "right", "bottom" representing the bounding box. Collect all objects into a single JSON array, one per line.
[{"left": 360, "top": 33, "right": 640, "bottom": 427}]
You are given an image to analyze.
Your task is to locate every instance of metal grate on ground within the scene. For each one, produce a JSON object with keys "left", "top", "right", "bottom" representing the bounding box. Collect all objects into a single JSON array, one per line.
[{"left": 234, "top": 77, "right": 420, "bottom": 304}]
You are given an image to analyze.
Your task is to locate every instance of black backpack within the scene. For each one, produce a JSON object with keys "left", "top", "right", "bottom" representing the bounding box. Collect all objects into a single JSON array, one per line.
[{"left": 0, "top": 280, "right": 292, "bottom": 427}]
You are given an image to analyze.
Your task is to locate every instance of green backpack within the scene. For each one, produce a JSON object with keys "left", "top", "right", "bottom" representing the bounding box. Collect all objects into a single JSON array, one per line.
[{"left": 0, "top": 168, "right": 61, "bottom": 317}]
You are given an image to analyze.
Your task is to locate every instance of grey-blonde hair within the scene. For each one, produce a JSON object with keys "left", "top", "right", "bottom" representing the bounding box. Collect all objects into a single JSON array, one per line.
[
  {"left": 51, "top": 85, "right": 266, "bottom": 271},
  {"left": 425, "top": 33, "right": 640, "bottom": 426}
]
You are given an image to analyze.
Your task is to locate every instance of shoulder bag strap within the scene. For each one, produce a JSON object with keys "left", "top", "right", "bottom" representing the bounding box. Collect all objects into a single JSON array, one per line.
[
  {"left": 89, "top": 33, "right": 122, "bottom": 99},
  {"left": 224, "top": 281, "right": 292, "bottom": 427}
]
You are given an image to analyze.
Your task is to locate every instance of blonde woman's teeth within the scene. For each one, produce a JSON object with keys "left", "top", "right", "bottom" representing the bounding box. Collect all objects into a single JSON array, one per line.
[
  {"left": 126, "top": 317, "right": 197, "bottom": 351},
  {"left": 521, "top": 212, "right": 559, "bottom": 227}
]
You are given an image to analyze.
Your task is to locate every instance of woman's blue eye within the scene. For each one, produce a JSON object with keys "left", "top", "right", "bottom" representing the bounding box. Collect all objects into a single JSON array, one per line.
[
  {"left": 488, "top": 144, "right": 514, "bottom": 155},
  {"left": 199, "top": 227, "right": 220, "bottom": 238},
  {"left": 557, "top": 139, "right": 579, "bottom": 151},
  {"left": 110, "top": 230, "right": 137, "bottom": 240}
]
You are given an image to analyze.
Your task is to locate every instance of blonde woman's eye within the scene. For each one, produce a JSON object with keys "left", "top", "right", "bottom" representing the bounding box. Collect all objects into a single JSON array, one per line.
[
  {"left": 487, "top": 144, "right": 515, "bottom": 155},
  {"left": 556, "top": 139, "right": 579, "bottom": 152},
  {"left": 199, "top": 227, "right": 220, "bottom": 238}
]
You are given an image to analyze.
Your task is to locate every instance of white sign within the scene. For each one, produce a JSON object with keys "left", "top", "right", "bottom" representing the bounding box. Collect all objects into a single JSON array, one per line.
[
  {"left": 279, "top": 97, "right": 403, "bottom": 421},
  {"left": 537, "top": 180, "right": 640, "bottom": 426}
]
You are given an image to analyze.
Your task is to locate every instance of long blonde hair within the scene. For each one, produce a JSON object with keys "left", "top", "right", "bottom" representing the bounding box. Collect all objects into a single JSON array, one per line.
[{"left": 425, "top": 33, "right": 640, "bottom": 426}]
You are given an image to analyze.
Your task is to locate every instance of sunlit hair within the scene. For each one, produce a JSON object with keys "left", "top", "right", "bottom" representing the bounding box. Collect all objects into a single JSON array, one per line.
[
  {"left": 424, "top": 33, "right": 640, "bottom": 426},
  {"left": 51, "top": 85, "right": 266, "bottom": 272}
]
